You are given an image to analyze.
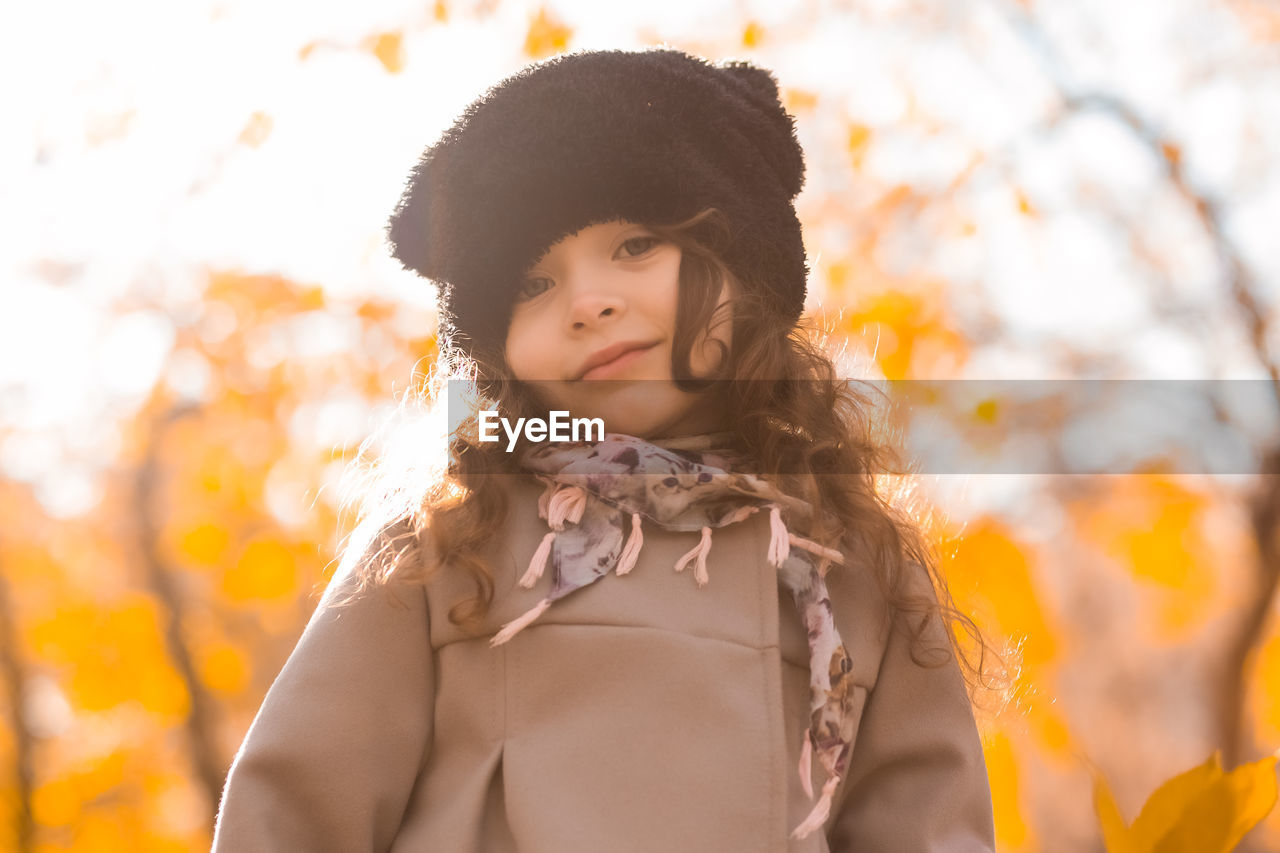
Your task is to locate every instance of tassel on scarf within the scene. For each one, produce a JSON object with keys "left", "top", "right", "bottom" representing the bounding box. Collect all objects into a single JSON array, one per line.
[
  {"left": 768, "top": 505, "right": 791, "bottom": 567},
  {"left": 519, "top": 530, "right": 556, "bottom": 588},
  {"left": 797, "top": 728, "right": 814, "bottom": 799},
  {"left": 723, "top": 504, "right": 760, "bottom": 525},
  {"left": 816, "top": 556, "right": 834, "bottom": 578},
  {"left": 673, "top": 525, "right": 713, "bottom": 587},
  {"left": 489, "top": 597, "right": 552, "bottom": 647},
  {"left": 521, "top": 484, "right": 588, "bottom": 589},
  {"left": 693, "top": 528, "right": 712, "bottom": 587},
  {"left": 769, "top": 504, "right": 845, "bottom": 569},
  {"left": 536, "top": 477, "right": 557, "bottom": 519},
  {"left": 548, "top": 484, "right": 587, "bottom": 529},
  {"left": 616, "top": 512, "right": 644, "bottom": 576},
  {"left": 789, "top": 534, "right": 845, "bottom": 566},
  {"left": 789, "top": 773, "right": 841, "bottom": 840}
]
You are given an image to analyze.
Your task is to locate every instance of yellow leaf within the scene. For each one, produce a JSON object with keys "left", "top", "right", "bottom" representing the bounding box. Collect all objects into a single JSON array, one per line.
[
  {"left": 237, "top": 111, "right": 273, "bottom": 148},
  {"left": 75, "top": 749, "right": 127, "bottom": 801},
  {"left": 222, "top": 538, "right": 298, "bottom": 601},
  {"left": 984, "top": 730, "right": 1030, "bottom": 849},
  {"left": 947, "top": 522, "right": 1056, "bottom": 670},
  {"left": 365, "top": 32, "right": 405, "bottom": 74},
  {"left": 300, "top": 285, "right": 326, "bottom": 310},
  {"left": 743, "top": 21, "right": 763, "bottom": 47},
  {"left": 1093, "top": 770, "right": 1139, "bottom": 853},
  {"left": 32, "top": 776, "right": 79, "bottom": 826},
  {"left": 847, "top": 122, "right": 872, "bottom": 170},
  {"left": 75, "top": 811, "right": 132, "bottom": 850},
  {"left": 1125, "top": 500, "right": 1199, "bottom": 587},
  {"left": 1255, "top": 634, "right": 1280, "bottom": 745},
  {"left": 1015, "top": 187, "right": 1037, "bottom": 216},
  {"left": 1221, "top": 755, "right": 1280, "bottom": 849},
  {"left": 30, "top": 600, "right": 96, "bottom": 662},
  {"left": 974, "top": 398, "right": 999, "bottom": 423},
  {"left": 1151, "top": 754, "right": 1278, "bottom": 853},
  {"left": 826, "top": 261, "right": 850, "bottom": 294},
  {"left": 847, "top": 123, "right": 872, "bottom": 151},
  {"left": 1130, "top": 751, "right": 1223, "bottom": 848},
  {"left": 99, "top": 600, "right": 191, "bottom": 716},
  {"left": 433, "top": 0, "right": 448, "bottom": 22},
  {"left": 32, "top": 752, "right": 129, "bottom": 829},
  {"left": 1074, "top": 477, "right": 1216, "bottom": 641},
  {"left": 524, "top": 8, "right": 572, "bottom": 58},
  {"left": 178, "top": 522, "right": 230, "bottom": 567},
  {"left": 1030, "top": 701, "right": 1072, "bottom": 757},
  {"left": 357, "top": 301, "right": 396, "bottom": 322},
  {"left": 846, "top": 290, "right": 933, "bottom": 379},
  {"left": 783, "top": 88, "right": 817, "bottom": 113},
  {"left": 200, "top": 643, "right": 250, "bottom": 694}
]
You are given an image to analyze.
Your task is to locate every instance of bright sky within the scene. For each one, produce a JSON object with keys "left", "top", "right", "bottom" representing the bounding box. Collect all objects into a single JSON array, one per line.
[{"left": 2, "top": 0, "right": 1277, "bottom": 517}]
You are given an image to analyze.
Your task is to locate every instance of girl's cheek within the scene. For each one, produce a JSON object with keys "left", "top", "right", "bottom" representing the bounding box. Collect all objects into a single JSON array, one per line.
[{"left": 503, "top": 316, "right": 538, "bottom": 377}]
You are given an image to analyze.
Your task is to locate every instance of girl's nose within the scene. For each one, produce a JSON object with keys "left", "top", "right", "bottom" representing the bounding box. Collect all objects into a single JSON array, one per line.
[{"left": 567, "top": 287, "right": 626, "bottom": 331}]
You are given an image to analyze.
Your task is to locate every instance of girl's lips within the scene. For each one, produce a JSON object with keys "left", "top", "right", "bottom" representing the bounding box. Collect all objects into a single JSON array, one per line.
[{"left": 580, "top": 343, "right": 657, "bottom": 380}]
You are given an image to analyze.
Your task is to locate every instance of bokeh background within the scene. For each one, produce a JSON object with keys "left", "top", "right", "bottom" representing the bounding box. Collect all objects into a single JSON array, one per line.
[{"left": 3, "top": 0, "right": 1280, "bottom": 849}]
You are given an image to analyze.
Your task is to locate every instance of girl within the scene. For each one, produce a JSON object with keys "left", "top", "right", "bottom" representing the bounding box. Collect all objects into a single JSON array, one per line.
[{"left": 212, "top": 47, "right": 1001, "bottom": 851}]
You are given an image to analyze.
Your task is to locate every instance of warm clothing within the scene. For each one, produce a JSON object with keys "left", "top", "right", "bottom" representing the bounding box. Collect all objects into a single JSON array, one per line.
[
  {"left": 498, "top": 431, "right": 861, "bottom": 838},
  {"left": 211, "top": 467, "right": 997, "bottom": 851},
  {"left": 384, "top": 47, "right": 810, "bottom": 356}
]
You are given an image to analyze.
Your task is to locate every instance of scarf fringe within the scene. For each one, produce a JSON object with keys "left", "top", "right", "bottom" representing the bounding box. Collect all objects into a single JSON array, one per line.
[
  {"left": 673, "top": 525, "right": 713, "bottom": 586},
  {"left": 617, "top": 512, "right": 644, "bottom": 576},
  {"left": 797, "top": 729, "right": 814, "bottom": 799},
  {"left": 768, "top": 505, "right": 791, "bottom": 567},
  {"left": 789, "top": 773, "right": 841, "bottom": 840},
  {"left": 519, "top": 531, "right": 556, "bottom": 588},
  {"left": 489, "top": 597, "right": 552, "bottom": 647},
  {"left": 770, "top": 503, "right": 846, "bottom": 568},
  {"left": 536, "top": 477, "right": 557, "bottom": 519},
  {"left": 521, "top": 484, "right": 589, "bottom": 590},
  {"left": 548, "top": 484, "right": 587, "bottom": 530},
  {"left": 789, "top": 533, "right": 845, "bottom": 566}
]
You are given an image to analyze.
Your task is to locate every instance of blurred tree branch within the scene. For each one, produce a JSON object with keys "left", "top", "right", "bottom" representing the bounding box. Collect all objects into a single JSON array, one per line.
[
  {"left": 134, "top": 403, "right": 224, "bottom": 822},
  {"left": 0, "top": 541, "right": 34, "bottom": 853},
  {"left": 998, "top": 0, "right": 1280, "bottom": 802}
]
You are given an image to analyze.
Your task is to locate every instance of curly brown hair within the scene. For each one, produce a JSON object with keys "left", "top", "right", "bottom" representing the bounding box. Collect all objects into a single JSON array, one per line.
[{"left": 335, "top": 207, "right": 1017, "bottom": 716}]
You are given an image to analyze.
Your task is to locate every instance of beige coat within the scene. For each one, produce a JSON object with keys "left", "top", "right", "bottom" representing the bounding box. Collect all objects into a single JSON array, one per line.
[{"left": 212, "top": 474, "right": 995, "bottom": 851}]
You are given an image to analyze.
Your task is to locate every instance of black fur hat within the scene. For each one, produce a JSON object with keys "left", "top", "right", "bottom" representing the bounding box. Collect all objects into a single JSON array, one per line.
[{"left": 385, "top": 47, "right": 809, "bottom": 357}]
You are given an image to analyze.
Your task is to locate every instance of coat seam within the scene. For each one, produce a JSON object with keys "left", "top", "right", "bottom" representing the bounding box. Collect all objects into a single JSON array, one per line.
[{"left": 754, "top": 510, "right": 785, "bottom": 852}]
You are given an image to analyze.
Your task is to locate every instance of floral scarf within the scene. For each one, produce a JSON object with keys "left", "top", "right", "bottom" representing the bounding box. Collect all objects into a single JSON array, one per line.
[{"left": 487, "top": 431, "right": 858, "bottom": 840}]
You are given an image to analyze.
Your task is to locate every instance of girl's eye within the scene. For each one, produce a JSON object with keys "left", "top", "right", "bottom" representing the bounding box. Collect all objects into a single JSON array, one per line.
[
  {"left": 516, "top": 236, "right": 659, "bottom": 301},
  {"left": 517, "top": 276, "right": 553, "bottom": 301},
  {"left": 618, "top": 236, "right": 661, "bottom": 258}
]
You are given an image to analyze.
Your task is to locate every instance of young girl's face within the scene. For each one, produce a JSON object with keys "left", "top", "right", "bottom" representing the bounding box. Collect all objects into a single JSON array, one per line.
[{"left": 503, "top": 219, "right": 733, "bottom": 440}]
